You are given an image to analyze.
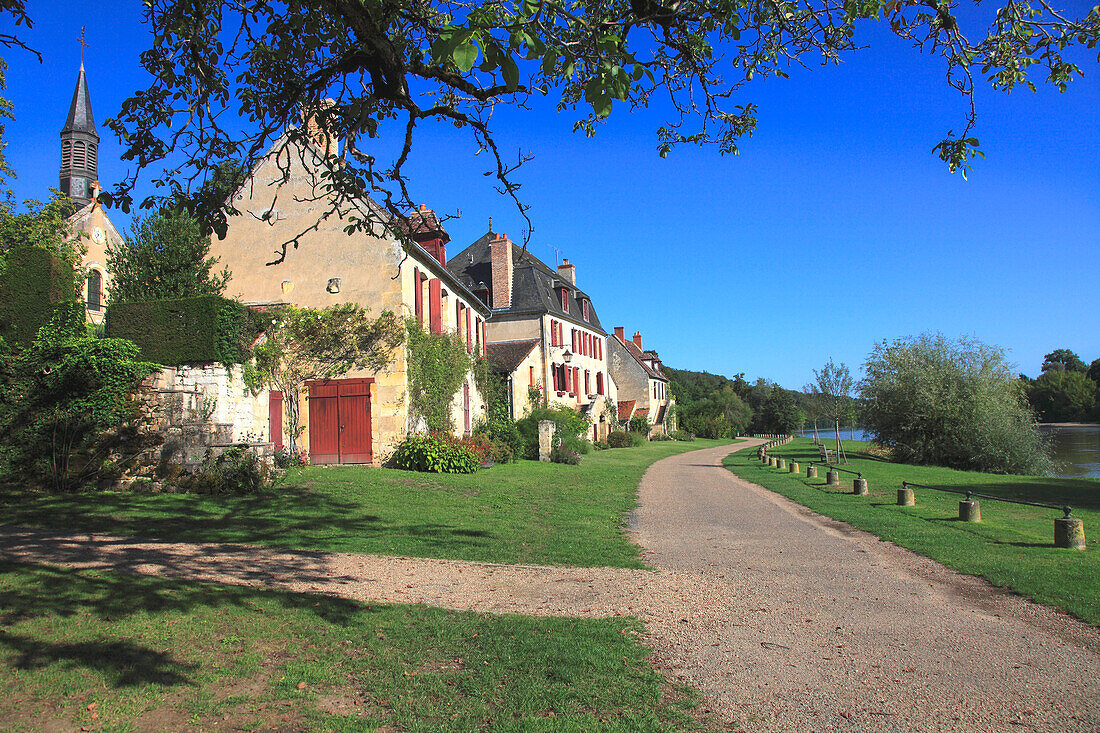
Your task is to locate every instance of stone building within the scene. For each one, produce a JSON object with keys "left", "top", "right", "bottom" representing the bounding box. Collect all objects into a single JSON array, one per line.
[
  {"left": 448, "top": 232, "right": 618, "bottom": 442},
  {"left": 58, "top": 62, "right": 123, "bottom": 325},
  {"left": 209, "top": 127, "right": 490, "bottom": 465},
  {"left": 608, "top": 328, "right": 672, "bottom": 436}
]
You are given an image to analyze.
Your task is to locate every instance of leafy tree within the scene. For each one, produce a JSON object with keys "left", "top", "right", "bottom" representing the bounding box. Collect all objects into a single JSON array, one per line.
[
  {"left": 107, "top": 208, "right": 231, "bottom": 303},
  {"left": 758, "top": 387, "right": 804, "bottom": 435},
  {"left": 1027, "top": 370, "right": 1098, "bottom": 423},
  {"left": 102, "top": 0, "right": 1100, "bottom": 252},
  {"left": 801, "top": 384, "right": 825, "bottom": 443},
  {"left": 1089, "top": 358, "right": 1100, "bottom": 386},
  {"left": 860, "top": 333, "right": 1052, "bottom": 475},
  {"left": 0, "top": 1, "right": 40, "bottom": 197},
  {"left": 0, "top": 194, "right": 82, "bottom": 268},
  {"left": 252, "top": 304, "right": 405, "bottom": 454},
  {"left": 813, "top": 359, "right": 853, "bottom": 463},
  {"left": 1041, "top": 348, "right": 1087, "bottom": 374},
  {"left": 405, "top": 319, "right": 476, "bottom": 433}
]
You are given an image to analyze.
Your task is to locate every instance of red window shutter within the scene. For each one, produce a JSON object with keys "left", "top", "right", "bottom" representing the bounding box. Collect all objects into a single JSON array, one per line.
[
  {"left": 561, "top": 289, "right": 568, "bottom": 313},
  {"left": 597, "top": 372, "right": 604, "bottom": 395},
  {"left": 573, "top": 367, "right": 580, "bottom": 400},
  {"left": 481, "top": 321, "right": 487, "bottom": 356},
  {"left": 584, "top": 371, "right": 590, "bottom": 395},
  {"left": 529, "top": 365, "right": 535, "bottom": 387},
  {"left": 413, "top": 267, "right": 422, "bottom": 323},
  {"left": 456, "top": 301, "right": 463, "bottom": 340},
  {"left": 551, "top": 363, "right": 558, "bottom": 391},
  {"left": 429, "top": 279, "right": 442, "bottom": 333},
  {"left": 465, "top": 307, "right": 472, "bottom": 353}
]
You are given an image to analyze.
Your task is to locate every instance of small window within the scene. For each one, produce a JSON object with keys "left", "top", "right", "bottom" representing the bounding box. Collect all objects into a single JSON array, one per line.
[
  {"left": 560, "top": 288, "right": 569, "bottom": 313},
  {"left": 61, "top": 140, "right": 72, "bottom": 168},
  {"left": 73, "top": 140, "right": 87, "bottom": 169},
  {"left": 582, "top": 299, "right": 590, "bottom": 322}
]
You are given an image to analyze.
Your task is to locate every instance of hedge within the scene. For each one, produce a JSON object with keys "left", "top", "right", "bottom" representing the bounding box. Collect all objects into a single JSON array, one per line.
[
  {"left": 0, "top": 246, "right": 78, "bottom": 347},
  {"left": 105, "top": 295, "right": 266, "bottom": 366}
]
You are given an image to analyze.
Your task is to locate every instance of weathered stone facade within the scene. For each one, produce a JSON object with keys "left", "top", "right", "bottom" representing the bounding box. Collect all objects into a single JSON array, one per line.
[
  {"left": 209, "top": 132, "right": 489, "bottom": 464},
  {"left": 608, "top": 328, "right": 671, "bottom": 436}
]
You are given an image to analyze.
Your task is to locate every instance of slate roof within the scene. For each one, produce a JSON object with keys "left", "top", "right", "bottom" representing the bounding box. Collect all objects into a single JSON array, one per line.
[
  {"left": 62, "top": 64, "right": 97, "bottom": 135},
  {"left": 617, "top": 400, "right": 637, "bottom": 421},
  {"left": 447, "top": 233, "right": 606, "bottom": 334},
  {"left": 485, "top": 339, "right": 540, "bottom": 375}
]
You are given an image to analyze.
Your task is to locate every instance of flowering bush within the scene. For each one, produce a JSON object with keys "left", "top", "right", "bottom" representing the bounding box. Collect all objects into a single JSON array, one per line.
[
  {"left": 391, "top": 435, "right": 480, "bottom": 474},
  {"left": 274, "top": 447, "right": 308, "bottom": 467}
]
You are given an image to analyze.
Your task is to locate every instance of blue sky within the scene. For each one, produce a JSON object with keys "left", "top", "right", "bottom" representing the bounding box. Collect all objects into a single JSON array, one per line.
[{"left": 4, "top": 2, "right": 1099, "bottom": 388}]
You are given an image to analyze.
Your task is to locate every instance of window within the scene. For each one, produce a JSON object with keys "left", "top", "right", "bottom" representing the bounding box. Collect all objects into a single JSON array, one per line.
[
  {"left": 550, "top": 319, "right": 558, "bottom": 346},
  {"left": 560, "top": 288, "right": 569, "bottom": 313},
  {"left": 596, "top": 372, "right": 604, "bottom": 395},
  {"left": 73, "top": 140, "right": 86, "bottom": 169},
  {"left": 86, "top": 269, "right": 102, "bottom": 311},
  {"left": 582, "top": 299, "right": 590, "bottom": 322},
  {"left": 61, "top": 140, "right": 72, "bottom": 168}
]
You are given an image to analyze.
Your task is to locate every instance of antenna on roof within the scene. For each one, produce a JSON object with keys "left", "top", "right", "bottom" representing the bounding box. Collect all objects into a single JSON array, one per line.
[{"left": 546, "top": 243, "right": 564, "bottom": 266}]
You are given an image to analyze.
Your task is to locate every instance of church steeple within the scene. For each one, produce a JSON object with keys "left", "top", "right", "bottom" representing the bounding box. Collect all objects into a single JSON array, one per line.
[{"left": 59, "top": 61, "right": 99, "bottom": 207}]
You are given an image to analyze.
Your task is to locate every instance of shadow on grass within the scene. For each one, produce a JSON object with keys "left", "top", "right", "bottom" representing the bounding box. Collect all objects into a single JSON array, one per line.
[
  {"left": 0, "top": 483, "right": 498, "bottom": 553},
  {"left": 0, "top": 560, "right": 372, "bottom": 689}
]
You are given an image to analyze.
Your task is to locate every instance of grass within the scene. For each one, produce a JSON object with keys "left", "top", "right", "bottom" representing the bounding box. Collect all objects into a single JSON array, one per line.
[
  {"left": 0, "top": 561, "right": 704, "bottom": 732},
  {"left": 723, "top": 437, "right": 1100, "bottom": 625},
  {"left": 0, "top": 439, "right": 733, "bottom": 568}
]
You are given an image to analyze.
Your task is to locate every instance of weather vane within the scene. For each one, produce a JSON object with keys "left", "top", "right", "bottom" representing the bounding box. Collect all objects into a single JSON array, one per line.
[{"left": 79, "top": 26, "right": 89, "bottom": 65}]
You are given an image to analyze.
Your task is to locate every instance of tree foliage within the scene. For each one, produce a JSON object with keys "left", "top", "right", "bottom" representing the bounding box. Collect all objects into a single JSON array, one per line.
[
  {"left": 860, "top": 333, "right": 1053, "bottom": 475},
  {"left": 0, "top": 195, "right": 82, "bottom": 269},
  {"left": 758, "top": 386, "right": 804, "bottom": 435},
  {"left": 813, "top": 358, "right": 853, "bottom": 460},
  {"left": 99, "top": 0, "right": 1100, "bottom": 253},
  {"left": 253, "top": 304, "right": 405, "bottom": 453},
  {"left": 1027, "top": 369, "right": 1098, "bottom": 423},
  {"left": 107, "top": 207, "right": 231, "bottom": 303},
  {"left": 405, "top": 319, "right": 477, "bottom": 433},
  {"left": 1041, "top": 348, "right": 1087, "bottom": 374}
]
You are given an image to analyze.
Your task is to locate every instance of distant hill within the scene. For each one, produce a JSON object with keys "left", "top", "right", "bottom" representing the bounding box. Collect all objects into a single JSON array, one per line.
[{"left": 664, "top": 366, "right": 747, "bottom": 404}]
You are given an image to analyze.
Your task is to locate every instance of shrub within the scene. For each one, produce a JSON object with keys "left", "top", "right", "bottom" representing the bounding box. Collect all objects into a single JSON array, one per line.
[
  {"left": 669, "top": 430, "right": 696, "bottom": 441},
  {"left": 391, "top": 435, "right": 480, "bottom": 474},
  {"left": 186, "top": 446, "right": 273, "bottom": 494},
  {"left": 628, "top": 415, "right": 650, "bottom": 434},
  {"left": 515, "top": 405, "right": 589, "bottom": 459},
  {"left": 106, "top": 295, "right": 266, "bottom": 366},
  {"left": 274, "top": 447, "right": 308, "bottom": 468},
  {"left": 0, "top": 245, "right": 78, "bottom": 348},
  {"left": 607, "top": 431, "right": 634, "bottom": 449},
  {"left": 550, "top": 442, "right": 581, "bottom": 465},
  {"left": 473, "top": 415, "right": 524, "bottom": 458},
  {"left": 485, "top": 440, "right": 514, "bottom": 464}
]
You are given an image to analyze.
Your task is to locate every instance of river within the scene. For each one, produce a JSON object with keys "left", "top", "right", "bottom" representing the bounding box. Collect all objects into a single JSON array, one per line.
[{"left": 798, "top": 425, "right": 1100, "bottom": 478}]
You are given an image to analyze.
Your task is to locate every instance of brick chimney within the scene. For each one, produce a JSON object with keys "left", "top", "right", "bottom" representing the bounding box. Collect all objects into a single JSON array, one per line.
[
  {"left": 409, "top": 204, "right": 450, "bottom": 266},
  {"left": 614, "top": 327, "right": 625, "bottom": 344},
  {"left": 302, "top": 99, "right": 339, "bottom": 158},
  {"left": 557, "top": 258, "right": 576, "bottom": 286},
  {"left": 632, "top": 332, "right": 643, "bottom": 350},
  {"left": 489, "top": 233, "right": 513, "bottom": 309}
]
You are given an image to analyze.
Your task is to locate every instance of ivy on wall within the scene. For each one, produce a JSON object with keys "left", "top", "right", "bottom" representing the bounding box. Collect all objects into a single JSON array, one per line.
[{"left": 405, "top": 319, "right": 475, "bottom": 434}]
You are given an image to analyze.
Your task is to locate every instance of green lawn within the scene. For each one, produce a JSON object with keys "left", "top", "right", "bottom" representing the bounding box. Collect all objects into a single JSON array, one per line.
[
  {"left": 0, "top": 439, "right": 732, "bottom": 568},
  {"left": 0, "top": 561, "right": 703, "bottom": 733},
  {"left": 724, "top": 438, "right": 1100, "bottom": 625}
]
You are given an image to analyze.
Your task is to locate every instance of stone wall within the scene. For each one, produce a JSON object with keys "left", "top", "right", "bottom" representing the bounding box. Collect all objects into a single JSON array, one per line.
[{"left": 143, "top": 363, "right": 273, "bottom": 472}]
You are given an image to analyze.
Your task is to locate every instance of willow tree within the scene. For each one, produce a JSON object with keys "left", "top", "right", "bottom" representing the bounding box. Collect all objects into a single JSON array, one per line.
[{"left": 95, "top": 0, "right": 1100, "bottom": 258}]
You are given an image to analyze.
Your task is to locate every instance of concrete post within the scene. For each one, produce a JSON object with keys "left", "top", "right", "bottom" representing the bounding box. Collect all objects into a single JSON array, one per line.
[
  {"left": 807, "top": 465, "right": 818, "bottom": 479},
  {"left": 777, "top": 458, "right": 787, "bottom": 471},
  {"left": 960, "top": 499, "right": 981, "bottom": 522},
  {"left": 826, "top": 469, "right": 840, "bottom": 487},
  {"left": 897, "top": 487, "right": 915, "bottom": 506},
  {"left": 853, "top": 478, "right": 869, "bottom": 495},
  {"left": 537, "top": 420, "right": 555, "bottom": 462},
  {"left": 1054, "top": 517, "right": 1086, "bottom": 550},
  {"left": 790, "top": 462, "right": 799, "bottom": 474}
]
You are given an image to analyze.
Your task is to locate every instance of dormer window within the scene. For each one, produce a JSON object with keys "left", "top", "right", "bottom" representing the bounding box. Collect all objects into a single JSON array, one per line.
[
  {"left": 560, "top": 287, "right": 569, "bottom": 314},
  {"left": 582, "top": 299, "right": 590, "bottom": 322}
]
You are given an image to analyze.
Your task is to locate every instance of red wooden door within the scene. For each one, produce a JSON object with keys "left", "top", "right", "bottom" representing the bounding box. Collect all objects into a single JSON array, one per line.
[
  {"left": 338, "top": 380, "right": 373, "bottom": 463},
  {"left": 307, "top": 379, "right": 374, "bottom": 465},
  {"left": 269, "top": 390, "right": 284, "bottom": 450}
]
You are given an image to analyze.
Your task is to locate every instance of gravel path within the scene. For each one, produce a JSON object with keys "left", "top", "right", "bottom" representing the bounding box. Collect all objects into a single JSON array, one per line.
[{"left": 1, "top": 439, "right": 1098, "bottom": 731}]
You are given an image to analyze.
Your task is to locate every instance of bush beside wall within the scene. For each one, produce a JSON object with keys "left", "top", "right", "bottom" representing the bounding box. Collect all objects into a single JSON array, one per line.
[
  {"left": 0, "top": 247, "right": 77, "bottom": 347},
  {"left": 106, "top": 295, "right": 264, "bottom": 366}
]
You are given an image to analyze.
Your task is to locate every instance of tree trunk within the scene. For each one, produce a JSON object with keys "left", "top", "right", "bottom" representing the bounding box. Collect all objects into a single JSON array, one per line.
[
  {"left": 834, "top": 416, "right": 842, "bottom": 465},
  {"left": 284, "top": 385, "right": 302, "bottom": 455}
]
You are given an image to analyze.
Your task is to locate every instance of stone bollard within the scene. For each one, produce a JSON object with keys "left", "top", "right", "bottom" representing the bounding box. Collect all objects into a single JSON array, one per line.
[
  {"left": 777, "top": 458, "right": 787, "bottom": 471},
  {"left": 538, "top": 419, "right": 555, "bottom": 462},
  {"left": 959, "top": 499, "right": 981, "bottom": 522},
  {"left": 807, "top": 465, "right": 818, "bottom": 479},
  {"left": 1054, "top": 516, "right": 1086, "bottom": 550},
  {"left": 826, "top": 469, "right": 840, "bottom": 487},
  {"left": 853, "top": 477, "right": 869, "bottom": 495},
  {"left": 770, "top": 456, "right": 778, "bottom": 467},
  {"left": 790, "top": 462, "right": 799, "bottom": 474},
  {"left": 897, "top": 486, "right": 915, "bottom": 506}
]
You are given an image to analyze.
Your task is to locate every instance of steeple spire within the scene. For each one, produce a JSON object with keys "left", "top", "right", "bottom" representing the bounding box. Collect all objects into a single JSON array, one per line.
[{"left": 59, "top": 57, "right": 99, "bottom": 207}]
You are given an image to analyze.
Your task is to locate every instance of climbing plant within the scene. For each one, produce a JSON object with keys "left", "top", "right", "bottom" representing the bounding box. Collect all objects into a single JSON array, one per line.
[
  {"left": 405, "top": 318, "right": 474, "bottom": 434},
  {"left": 253, "top": 304, "right": 404, "bottom": 454}
]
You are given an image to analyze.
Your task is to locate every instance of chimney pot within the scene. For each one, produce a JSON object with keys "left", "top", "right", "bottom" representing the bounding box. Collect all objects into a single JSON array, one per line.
[
  {"left": 614, "top": 327, "right": 625, "bottom": 343},
  {"left": 632, "top": 332, "right": 643, "bottom": 350},
  {"left": 557, "top": 259, "right": 576, "bottom": 286}
]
